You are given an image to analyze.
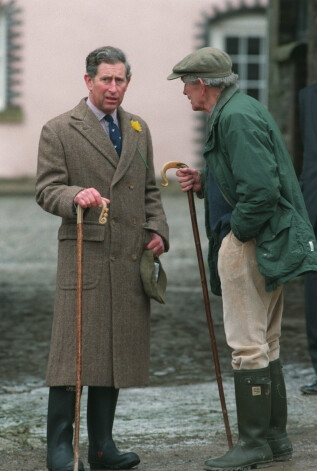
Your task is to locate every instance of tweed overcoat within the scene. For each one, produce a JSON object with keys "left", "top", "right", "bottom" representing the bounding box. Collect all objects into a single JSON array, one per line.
[{"left": 36, "top": 98, "right": 169, "bottom": 388}]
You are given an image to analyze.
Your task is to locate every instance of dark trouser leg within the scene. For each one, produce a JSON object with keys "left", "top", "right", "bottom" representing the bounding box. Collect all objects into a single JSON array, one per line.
[
  {"left": 87, "top": 386, "right": 140, "bottom": 470},
  {"left": 204, "top": 367, "right": 273, "bottom": 471},
  {"left": 300, "top": 274, "right": 317, "bottom": 394},
  {"left": 46, "top": 386, "right": 85, "bottom": 471},
  {"left": 267, "top": 359, "right": 292, "bottom": 461},
  {"left": 304, "top": 273, "right": 317, "bottom": 374}
]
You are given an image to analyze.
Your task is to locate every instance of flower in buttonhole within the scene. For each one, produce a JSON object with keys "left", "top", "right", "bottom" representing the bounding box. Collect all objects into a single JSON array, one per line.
[
  {"left": 131, "top": 120, "right": 142, "bottom": 132},
  {"left": 130, "top": 120, "right": 148, "bottom": 168}
]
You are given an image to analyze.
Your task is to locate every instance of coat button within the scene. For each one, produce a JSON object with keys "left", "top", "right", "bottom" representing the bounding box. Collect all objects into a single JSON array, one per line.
[
  {"left": 131, "top": 254, "right": 137, "bottom": 261},
  {"left": 132, "top": 217, "right": 136, "bottom": 225},
  {"left": 128, "top": 183, "right": 134, "bottom": 190},
  {"left": 110, "top": 255, "right": 116, "bottom": 262}
]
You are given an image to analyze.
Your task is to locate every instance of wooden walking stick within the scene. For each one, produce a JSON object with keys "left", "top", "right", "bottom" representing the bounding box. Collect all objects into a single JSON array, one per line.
[
  {"left": 74, "top": 200, "right": 109, "bottom": 471},
  {"left": 161, "top": 161, "right": 233, "bottom": 450}
]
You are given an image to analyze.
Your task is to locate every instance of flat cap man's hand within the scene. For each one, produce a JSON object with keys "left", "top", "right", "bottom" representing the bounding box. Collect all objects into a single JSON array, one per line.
[{"left": 176, "top": 167, "right": 201, "bottom": 193}]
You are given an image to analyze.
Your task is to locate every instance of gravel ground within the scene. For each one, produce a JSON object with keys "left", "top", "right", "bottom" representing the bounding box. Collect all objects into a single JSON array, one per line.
[{"left": 0, "top": 191, "right": 317, "bottom": 471}]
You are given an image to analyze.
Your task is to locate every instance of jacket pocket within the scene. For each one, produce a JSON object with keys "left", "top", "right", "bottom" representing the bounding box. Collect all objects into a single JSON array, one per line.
[
  {"left": 256, "top": 207, "right": 306, "bottom": 280},
  {"left": 57, "top": 223, "right": 105, "bottom": 290}
]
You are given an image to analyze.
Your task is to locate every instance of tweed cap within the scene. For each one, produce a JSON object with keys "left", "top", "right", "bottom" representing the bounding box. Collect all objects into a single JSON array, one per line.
[
  {"left": 140, "top": 249, "right": 167, "bottom": 304},
  {"left": 167, "top": 47, "right": 232, "bottom": 80}
]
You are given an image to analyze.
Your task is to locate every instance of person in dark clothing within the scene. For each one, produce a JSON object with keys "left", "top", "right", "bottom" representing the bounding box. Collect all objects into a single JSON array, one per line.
[{"left": 299, "top": 82, "right": 317, "bottom": 395}]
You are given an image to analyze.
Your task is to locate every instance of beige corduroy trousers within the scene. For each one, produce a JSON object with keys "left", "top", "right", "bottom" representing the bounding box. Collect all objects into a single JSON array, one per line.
[{"left": 218, "top": 231, "right": 283, "bottom": 370}]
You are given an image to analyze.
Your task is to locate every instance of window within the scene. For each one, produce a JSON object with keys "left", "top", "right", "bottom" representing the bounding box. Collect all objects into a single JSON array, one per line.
[
  {"left": 208, "top": 13, "right": 267, "bottom": 104},
  {"left": 279, "top": 0, "right": 308, "bottom": 44},
  {"left": 0, "top": 10, "right": 7, "bottom": 111},
  {"left": 0, "top": 1, "right": 22, "bottom": 122}
]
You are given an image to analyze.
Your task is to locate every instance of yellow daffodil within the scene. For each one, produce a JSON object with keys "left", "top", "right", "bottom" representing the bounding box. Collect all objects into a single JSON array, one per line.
[{"left": 131, "top": 120, "right": 142, "bottom": 132}]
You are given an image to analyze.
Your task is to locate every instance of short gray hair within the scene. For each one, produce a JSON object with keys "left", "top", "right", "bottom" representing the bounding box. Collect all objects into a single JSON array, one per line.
[
  {"left": 182, "top": 73, "right": 238, "bottom": 88},
  {"left": 86, "top": 46, "right": 132, "bottom": 79}
]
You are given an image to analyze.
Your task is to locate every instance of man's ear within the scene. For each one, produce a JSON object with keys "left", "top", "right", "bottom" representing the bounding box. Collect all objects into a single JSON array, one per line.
[
  {"left": 197, "top": 78, "right": 206, "bottom": 94},
  {"left": 84, "top": 73, "right": 93, "bottom": 92}
]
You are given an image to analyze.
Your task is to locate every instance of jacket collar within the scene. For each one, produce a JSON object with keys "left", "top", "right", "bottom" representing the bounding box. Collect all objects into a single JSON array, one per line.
[
  {"left": 112, "top": 106, "right": 139, "bottom": 186},
  {"left": 207, "top": 84, "right": 239, "bottom": 134},
  {"left": 70, "top": 98, "right": 119, "bottom": 169},
  {"left": 69, "top": 99, "right": 140, "bottom": 184}
]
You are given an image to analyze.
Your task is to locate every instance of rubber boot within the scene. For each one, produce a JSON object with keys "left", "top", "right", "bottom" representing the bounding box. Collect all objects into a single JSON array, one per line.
[
  {"left": 46, "top": 386, "right": 85, "bottom": 471},
  {"left": 267, "top": 359, "right": 293, "bottom": 461},
  {"left": 204, "top": 367, "right": 273, "bottom": 471},
  {"left": 87, "top": 386, "right": 140, "bottom": 470}
]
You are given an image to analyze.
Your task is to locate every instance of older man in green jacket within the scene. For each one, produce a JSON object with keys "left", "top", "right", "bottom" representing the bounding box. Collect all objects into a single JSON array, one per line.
[{"left": 168, "top": 47, "right": 317, "bottom": 471}]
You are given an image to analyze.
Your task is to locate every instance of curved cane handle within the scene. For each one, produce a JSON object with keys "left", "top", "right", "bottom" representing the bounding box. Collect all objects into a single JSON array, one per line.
[
  {"left": 161, "top": 161, "right": 189, "bottom": 187},
  {"left": 76, "top": 199, "right": 109, "bottom": 225},
  {"left": 99, "top": 199, "right": 109, "bottom": 225}
]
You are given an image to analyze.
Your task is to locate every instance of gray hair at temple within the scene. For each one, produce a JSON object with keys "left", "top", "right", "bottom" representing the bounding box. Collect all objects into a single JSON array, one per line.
[
  {"left": 86, "top": 46, "right": 132, "bottom": 79},
  {"left": 182, "top": 73, "right": 238, "bottom": 89}
]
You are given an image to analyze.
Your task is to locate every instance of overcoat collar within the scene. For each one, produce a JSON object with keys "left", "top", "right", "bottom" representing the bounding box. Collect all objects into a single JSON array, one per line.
[
  {"left": 70, "top": 99, "right": 139, "bottom": 185},
  {"left": 113, "top": 106, "right": 139, "bottom": 186},
  {"left": 207, "top": 84, "right": 239, "bottom": 135}
]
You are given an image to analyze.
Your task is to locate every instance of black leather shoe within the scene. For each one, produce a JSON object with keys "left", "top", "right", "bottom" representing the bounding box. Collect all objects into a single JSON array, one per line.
[{"left": 300, "top": 379, "right": 317, "bottom": 394}]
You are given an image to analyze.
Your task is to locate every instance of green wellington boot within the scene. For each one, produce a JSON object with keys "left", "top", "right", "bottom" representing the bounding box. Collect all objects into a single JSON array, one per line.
[
  {"left": 267, "top": 359, "right": 292, "bottom": 461},
  {"left": 204, "top": 367, "right": 273, "bottom": 471},
  {"left": 87, "top": 386, "right": 140, "bottom": 470},
  {"left": 46, "top": 387, "right": 85, "bottom": 471}
]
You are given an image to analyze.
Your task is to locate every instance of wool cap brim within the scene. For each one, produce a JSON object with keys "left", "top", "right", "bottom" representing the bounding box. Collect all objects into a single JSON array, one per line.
[{"left": 167, "top": 47, "right": 232, "bottom": 80}]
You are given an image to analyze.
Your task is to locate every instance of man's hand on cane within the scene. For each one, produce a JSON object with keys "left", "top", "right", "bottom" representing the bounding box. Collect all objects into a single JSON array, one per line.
[
  {"left": 176, "top": 167, "right": 201, "bottom": 193},
  {"left": 75, "top": 188, "right": 164, "bottom": 256},
  {"left": 74, "top": 187, "right": 110, "bottom": 208}
]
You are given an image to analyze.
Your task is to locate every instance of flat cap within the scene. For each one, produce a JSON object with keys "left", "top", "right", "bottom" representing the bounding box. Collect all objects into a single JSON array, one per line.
[{"left": 167, "top": 47, "right": 232, "bottom": 80}]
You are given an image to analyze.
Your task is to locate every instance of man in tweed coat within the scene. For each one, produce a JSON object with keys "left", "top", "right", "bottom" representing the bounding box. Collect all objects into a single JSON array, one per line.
[{"left": 36, "top": 46, "right": 169, "bottom": 471}]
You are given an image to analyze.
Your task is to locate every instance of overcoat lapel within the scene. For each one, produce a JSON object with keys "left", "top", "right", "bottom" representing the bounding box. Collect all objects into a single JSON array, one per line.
[
  {"left": 69, "top": 98, "right": 119, "bottom": 169},
  {"left": 112, "top": 107, "right": 139, "bottom": 187}
]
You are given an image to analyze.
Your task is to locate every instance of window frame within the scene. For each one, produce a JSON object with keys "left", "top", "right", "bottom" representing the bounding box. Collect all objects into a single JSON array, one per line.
[
  {"left": 0, "top": 10, "right": 7, "bottom": 111},
  {"left": 0, "top": 1, "right": 23, "bottom": 123},
  {"left": 208, "top": 13, "right": 268, "bottom": 104}
]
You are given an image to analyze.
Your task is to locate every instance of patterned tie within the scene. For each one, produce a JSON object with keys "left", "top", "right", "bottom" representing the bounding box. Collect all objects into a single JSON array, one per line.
[{"left": 104, "top": 114, "right": 122, "bottom": 156}]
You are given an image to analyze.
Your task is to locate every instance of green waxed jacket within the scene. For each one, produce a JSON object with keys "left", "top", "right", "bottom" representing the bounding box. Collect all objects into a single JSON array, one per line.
[{"left": 201, "top": 84, "right": 317, "bottom": 296}]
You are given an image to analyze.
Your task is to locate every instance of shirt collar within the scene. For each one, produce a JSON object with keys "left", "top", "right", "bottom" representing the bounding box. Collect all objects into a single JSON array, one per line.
[
  {"left": 86, "top": 96, "right": 118, "bottom": 123},
  {"left": 210, "top": 105, "right": 216, "bottom": 117}
]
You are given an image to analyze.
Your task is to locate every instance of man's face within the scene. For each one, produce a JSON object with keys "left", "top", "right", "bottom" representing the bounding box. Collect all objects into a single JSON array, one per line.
[
  {"left": 84, "top": 62, "right": 130, "bottom": 114},
  {"left": 183, "top": 81, "right": 205, "bottom": 112}
]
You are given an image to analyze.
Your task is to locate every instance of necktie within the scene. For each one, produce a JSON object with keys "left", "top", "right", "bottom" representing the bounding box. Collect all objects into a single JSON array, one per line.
[{"left": 104, "top": 114, "right": 122, "bottom": 156}]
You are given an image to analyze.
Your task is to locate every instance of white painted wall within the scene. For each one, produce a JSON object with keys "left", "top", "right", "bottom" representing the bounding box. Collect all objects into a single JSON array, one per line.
[{"left": 0, "top": 0, "right": 267, "bottom": 178}]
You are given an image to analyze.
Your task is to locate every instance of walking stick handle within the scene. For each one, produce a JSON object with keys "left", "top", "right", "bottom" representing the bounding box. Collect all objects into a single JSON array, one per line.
[
  {"left": 160, "top": 161, "right": 233, "bottom": 450},
  {"left": 161, "top": 160, "right": 188, "bottom": 187},
  {"left": 99, "top": 199, "right": 109, "bottom": 224},
  {"left": 76, "top": 199, "right": 109, "bottom": 225}
]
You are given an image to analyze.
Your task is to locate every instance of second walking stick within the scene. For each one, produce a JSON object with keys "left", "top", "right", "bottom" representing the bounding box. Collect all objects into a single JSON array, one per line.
[{"left": 161, "top": 161, "right": 233, "bottom": 450}]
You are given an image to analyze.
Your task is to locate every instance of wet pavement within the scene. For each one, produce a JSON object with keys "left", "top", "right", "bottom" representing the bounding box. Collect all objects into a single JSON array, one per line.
[{"left": 0, "top": 191, "right": 317, "bottom": 470}]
